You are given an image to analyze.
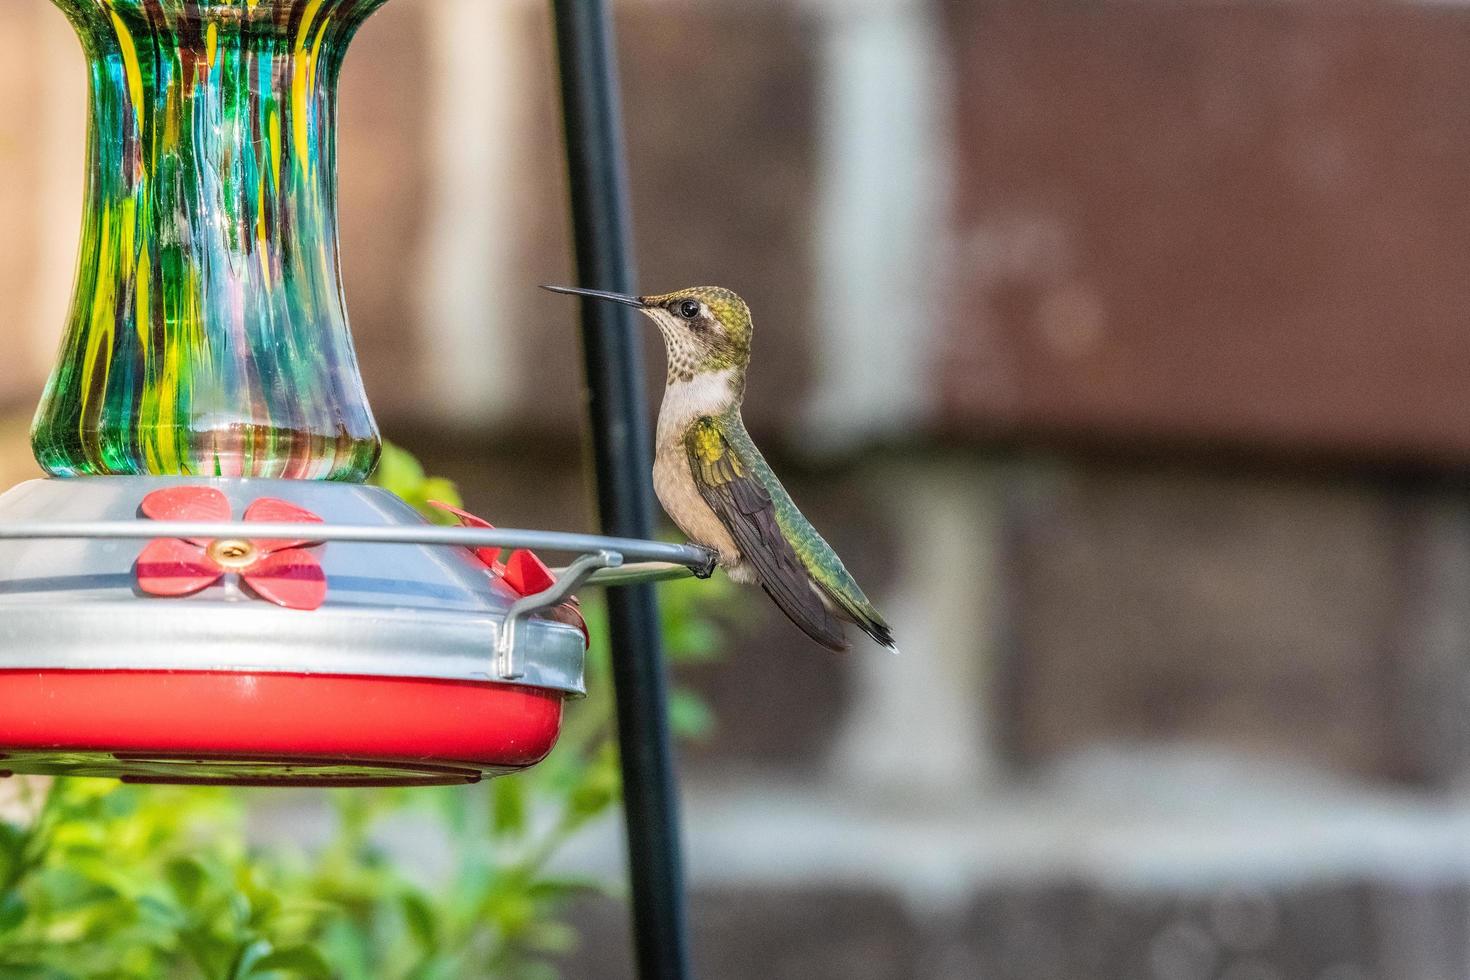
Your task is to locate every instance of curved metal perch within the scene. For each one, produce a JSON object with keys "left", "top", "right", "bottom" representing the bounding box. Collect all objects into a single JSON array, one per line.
[{"left": 0, "top": 520, "right": 717, "bottom": 574}]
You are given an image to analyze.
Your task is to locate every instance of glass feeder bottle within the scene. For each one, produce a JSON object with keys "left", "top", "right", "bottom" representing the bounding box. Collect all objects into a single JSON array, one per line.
[{"left": 32, "top": 0, "right": 385, "bottom": 481}]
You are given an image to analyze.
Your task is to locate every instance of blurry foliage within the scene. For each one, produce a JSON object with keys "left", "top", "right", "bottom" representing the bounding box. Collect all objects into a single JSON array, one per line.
[
  {"left": 0, "top": 442, "right": 738, "bottom": 979},
  {"left": 370, "top": 443, "right": 463, "bottom": 524}
]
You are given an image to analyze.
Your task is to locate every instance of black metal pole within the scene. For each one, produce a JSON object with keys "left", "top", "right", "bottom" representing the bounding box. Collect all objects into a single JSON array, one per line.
[{"left": 549, "top": 3, "right": 693, "bottom": 980}]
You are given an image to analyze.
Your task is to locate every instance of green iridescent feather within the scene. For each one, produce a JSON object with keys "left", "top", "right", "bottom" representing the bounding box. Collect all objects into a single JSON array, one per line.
[{"left": 687, "top": 412, "right": 894, "bottom": 650}]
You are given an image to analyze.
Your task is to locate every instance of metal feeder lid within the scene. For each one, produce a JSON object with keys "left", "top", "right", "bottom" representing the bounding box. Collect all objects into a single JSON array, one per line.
[
  {"left": 0, "top": 476, "right": 712, "bottom": 786},
  {"left": 0, "top": 476, "right": 588, "bottom": 694}
]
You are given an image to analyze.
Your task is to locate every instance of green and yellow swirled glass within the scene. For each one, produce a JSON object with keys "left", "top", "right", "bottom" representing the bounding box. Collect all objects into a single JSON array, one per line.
[{"left": 33, "top": 0, "right": 387, "bottom": 481}]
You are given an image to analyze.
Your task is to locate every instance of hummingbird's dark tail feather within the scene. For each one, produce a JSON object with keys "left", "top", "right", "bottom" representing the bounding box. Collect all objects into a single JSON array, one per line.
[
  {"left": 855, "top": 610, "right": 897, "bottom": 651},
  {"left": 820, "top": 582, "right": 897, "bottom": 652},
  {"left": 760, "top": 582, "right": 850, "bottom": 652}
]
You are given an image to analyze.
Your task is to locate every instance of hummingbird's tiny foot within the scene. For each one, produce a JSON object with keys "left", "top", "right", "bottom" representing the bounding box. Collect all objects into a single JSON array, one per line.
[{"left": 692, "top": 545, "right": 720, "bottom": 579}]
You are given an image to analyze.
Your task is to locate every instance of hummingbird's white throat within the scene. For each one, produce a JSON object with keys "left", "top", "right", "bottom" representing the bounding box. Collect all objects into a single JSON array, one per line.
[{"left": 655, "top": 368, "right": 739, "bottom": 447}]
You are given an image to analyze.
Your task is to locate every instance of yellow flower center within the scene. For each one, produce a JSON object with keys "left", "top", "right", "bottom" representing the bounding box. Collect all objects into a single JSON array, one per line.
[{"left": 207, "top": 538, "right": 259, "bottom": 570}]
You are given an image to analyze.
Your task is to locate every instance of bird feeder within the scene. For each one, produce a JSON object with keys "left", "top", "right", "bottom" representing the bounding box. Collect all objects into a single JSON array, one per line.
[{"left": 0, "top": 0, "right": 712, "bottom": 787}]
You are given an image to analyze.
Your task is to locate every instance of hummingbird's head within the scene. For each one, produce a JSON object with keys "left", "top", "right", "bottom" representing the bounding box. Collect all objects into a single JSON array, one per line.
[
  {"left": 541, "top": 284, "right": 754, "bottom": 386},
  {"left": 636, "top": 286, "right": 752, "bottom": 381}
]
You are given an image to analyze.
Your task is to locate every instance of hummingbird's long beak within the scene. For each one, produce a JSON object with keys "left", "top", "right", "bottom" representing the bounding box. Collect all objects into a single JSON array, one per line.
[{"left": 540, "top": 284, "right": 647, "bottom": 309}]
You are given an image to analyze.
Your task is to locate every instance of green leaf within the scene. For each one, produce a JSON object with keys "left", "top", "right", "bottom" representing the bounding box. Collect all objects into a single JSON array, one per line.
[
  {"left": 33, "top": 867, "right": 118, "bottom": 912},
  {"left": 164, "top": 857, "right": 207, "bottom": 908},
  {"left": 370, "top": 441, "right": 463, "bottom": 519},
  {"left": 249, "top": 946, "right": 334, "bottom": 979},
  {"left": 491, "top": 778, "right": 527, "bottom": 838},
  {"left": 668, "top": 690, "right": 716, "bottom": 741},
  {"left": 567, "top": 755, "right": 621, "bottom": 824},
  {"left": 662, "top": 620, "right": 723, "bottom": 661},
  {"left": 420, "top": 478, "right": 462, "bottom": 511},
  {"left": 0, "top": 822, "right": 29, "bottom": 859},
  {"left": 0, "top": 890, "right": 25, "bottom": 932},
  {"left": 230, "top": 939, "right": 275, "bottom": 980},
  {"left": 134, "top": 894, "right": 184, "bottom": 929},
  {"left": 370, "top": 441, "right": 426, "bottom": 493},
  {"left": 525, "top": 876, "right": 604, "bottom": 901},
  {"left": 400, "top": 891, "right": 438, "bottom": 952},
  {"left": 179, "top": 929, "right": 238, "bottom": 979},
  {"left": 522, "top": 920, "right": 578, "bottom": 955},
  {"left": 228, "top": 890, "right": 253, "bottom": 927}
]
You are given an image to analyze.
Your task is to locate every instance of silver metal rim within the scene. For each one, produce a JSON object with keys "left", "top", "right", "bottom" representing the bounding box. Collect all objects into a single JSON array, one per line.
[
  {"left": 0, "top": 514, "right": 715, "bottom": 695},
  {"left": 0, "top": 599, "right": 589, "bottom": 694}
]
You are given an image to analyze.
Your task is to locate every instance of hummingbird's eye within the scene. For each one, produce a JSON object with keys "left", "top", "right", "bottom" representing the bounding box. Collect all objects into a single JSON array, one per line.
[{"left": 675, "top": 299, "right": 701, "bottom": 320}]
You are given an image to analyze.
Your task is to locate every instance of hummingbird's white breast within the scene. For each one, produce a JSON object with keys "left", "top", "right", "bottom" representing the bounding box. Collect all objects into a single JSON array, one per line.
[
  {"left": 654, "top": 368, "right": 738, "bottom": 444},
  {"left": 651, "top": 368, "right": 752, "bottom": 581}
]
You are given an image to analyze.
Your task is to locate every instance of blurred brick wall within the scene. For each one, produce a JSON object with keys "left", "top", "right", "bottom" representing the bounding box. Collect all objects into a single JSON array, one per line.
[
  {"left": 929, "top": 1, "right": 1470, "bottom": 784},
  {"left": 337, "top": 2, "right": 433, "bottom": 417},
  {"left": 563, "top": 879, "right": 1468, "bottom": 980},
  {"left": 939, "top": 3, "right": 1470, "bottom": 465},
  {"left": 1005, "top": 462, "right": 1412, "bottom": 778}
]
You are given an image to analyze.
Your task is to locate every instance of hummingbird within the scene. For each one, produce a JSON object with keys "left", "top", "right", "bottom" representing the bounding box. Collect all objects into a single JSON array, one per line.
[{"left": 543, "top": 283, "right": 896, "bottom": 653}]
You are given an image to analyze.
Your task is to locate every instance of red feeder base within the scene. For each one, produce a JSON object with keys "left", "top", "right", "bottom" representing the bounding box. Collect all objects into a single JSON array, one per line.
[{"left": 0, "top": 670, "right": 565, "bottom": 787}]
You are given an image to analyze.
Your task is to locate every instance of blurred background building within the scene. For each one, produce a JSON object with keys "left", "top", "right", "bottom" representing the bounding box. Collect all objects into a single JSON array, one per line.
[{"left": 6, "top": 0, "right": 1470, "bottom": 977}]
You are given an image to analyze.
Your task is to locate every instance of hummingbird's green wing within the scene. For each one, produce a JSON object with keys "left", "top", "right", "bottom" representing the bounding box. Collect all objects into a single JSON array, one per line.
[{"left": 685, "top": 418, "right": 849, "bottom": 651}]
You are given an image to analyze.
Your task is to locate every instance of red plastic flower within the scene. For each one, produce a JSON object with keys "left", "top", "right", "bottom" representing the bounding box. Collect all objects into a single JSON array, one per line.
[
  {"left": 430, "top": 501, "right": 588, "bottom": 643},
  {"left": 135, "top": 487, "right": 327, "bottom": 611},
  {"left": 430, "top": 501, "right": 505, "bottom": 572}
]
